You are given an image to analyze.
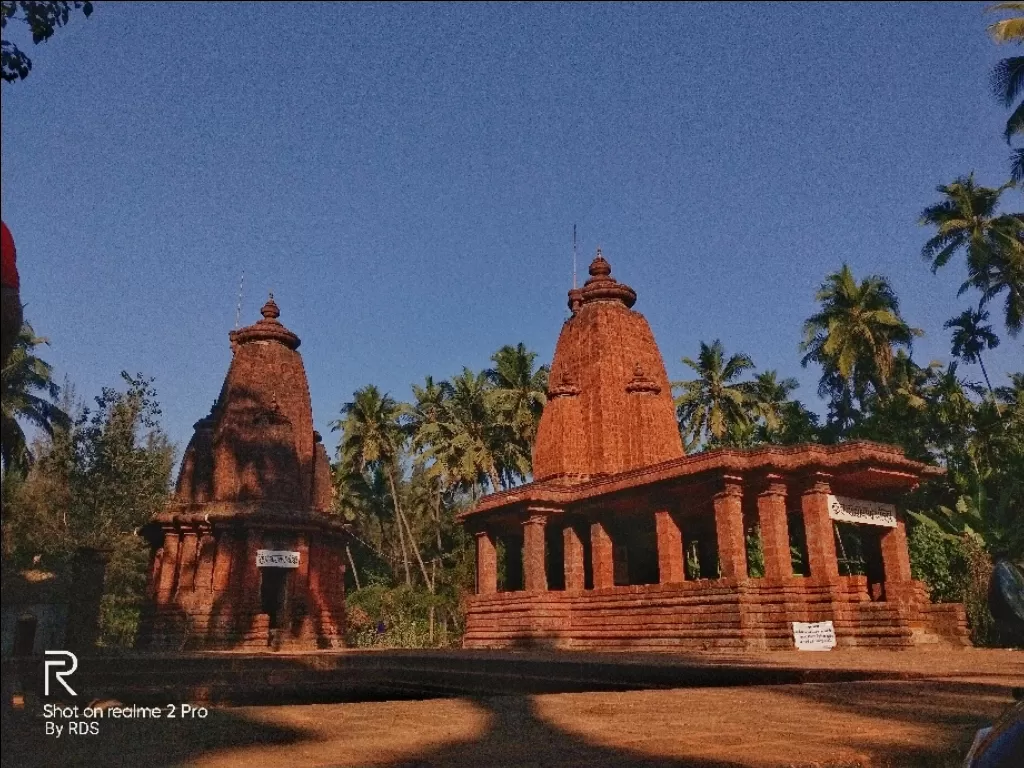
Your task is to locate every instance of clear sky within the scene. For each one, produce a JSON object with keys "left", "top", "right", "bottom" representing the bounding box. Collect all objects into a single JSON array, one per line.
[{"left": 2, "top": 2, "right": 1020, "bottom": 459}]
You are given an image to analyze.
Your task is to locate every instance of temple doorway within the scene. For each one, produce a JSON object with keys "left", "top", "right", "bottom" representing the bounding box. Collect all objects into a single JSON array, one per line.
[
  {"left": 834, "top": 522, "right": 886, "bottom": 600},
  {"left": 260, "top": 568, "right": 289, "bottom": 629}
]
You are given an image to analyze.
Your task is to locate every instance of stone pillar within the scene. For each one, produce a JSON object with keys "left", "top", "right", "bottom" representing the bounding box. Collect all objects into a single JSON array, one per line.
[
  {"left": 523, "top": 513, "right": 548, "bottom": 592},
  {"left": 800, "top": 473, "right": 839, "bottom": 581},
  {"left": 177, "top": 531, "right": 200, "bottom": 593},
  {"left": 242, "top": 528, "right": 263, "bottom": 610},
  {"left": 563, "top": 523, "right": 585, "bottom": 591},
  {"left": 211, "top": 530, "right": 235, "bottom": 593},
  {"left": 591, "top": 519, "right": 615, "bottom": 590},
  {"left": 475, "top": 530, "right": 498, "bottom": 595},
  {"left": 655, "top": 508, "right": 684, "bottom": 584},
  {"left": 757, "top": 475, "right": 792, "bottom": 580},
  {"left": 713, "top": 476, "right": 747, "bottom": 579},
  {"left": 880, "top": 518, "right": 912, "bottom": 583},
  {"left": 156, "top": 529, "right": 181, "bottom": 601},
  {"left": 194, "top": 531, "right": 216, "bottom": 593}
]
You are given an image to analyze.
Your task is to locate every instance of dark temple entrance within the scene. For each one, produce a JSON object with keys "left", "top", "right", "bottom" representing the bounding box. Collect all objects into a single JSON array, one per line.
[{"left": 260, "top": 568, "right": 289, "bottom": 629}]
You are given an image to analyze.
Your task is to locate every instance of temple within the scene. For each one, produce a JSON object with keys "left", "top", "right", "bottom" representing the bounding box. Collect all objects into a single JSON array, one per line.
[
  {"left": 459, "top": 252, "right": 970, "bottom": 651},
  {"left": 137, "top": 296, "right": 348, "bottom": 651}
]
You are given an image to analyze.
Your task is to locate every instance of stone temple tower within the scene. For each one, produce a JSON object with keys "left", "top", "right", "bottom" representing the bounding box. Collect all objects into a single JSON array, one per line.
[{"left": 138, "top": 296, "right": 348, "bottom": 650}]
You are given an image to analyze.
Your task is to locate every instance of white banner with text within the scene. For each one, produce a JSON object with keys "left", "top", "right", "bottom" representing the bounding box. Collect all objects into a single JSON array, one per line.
[
  {"left": 256, "top": 549, "right": 300, "bottom": 568},
  {"left": 827, "top": 495, "right": 897, "bottom": 528}
]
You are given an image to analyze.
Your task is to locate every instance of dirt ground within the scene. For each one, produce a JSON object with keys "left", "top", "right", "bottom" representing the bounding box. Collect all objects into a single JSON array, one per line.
[{"left": 3, "top": 649, "right": 1021, "bottom": 768}]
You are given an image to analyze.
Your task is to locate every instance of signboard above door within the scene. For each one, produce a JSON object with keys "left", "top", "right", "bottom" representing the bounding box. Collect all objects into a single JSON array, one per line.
[
  {"left": 257, "top": 549, "right": 300, "bottom": 568},
  {"left": 827, "top": 495, "right": 897, "bottom": 528}
]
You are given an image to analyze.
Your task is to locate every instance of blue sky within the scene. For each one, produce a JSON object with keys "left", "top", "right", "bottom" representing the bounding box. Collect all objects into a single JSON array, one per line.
[{"left": 2, "top": 2, "right": 1021, "bottom": 458}]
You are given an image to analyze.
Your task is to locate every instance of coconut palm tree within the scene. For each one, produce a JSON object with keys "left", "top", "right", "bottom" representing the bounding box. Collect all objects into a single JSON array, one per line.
[
  {"left": 442, "top": 368, "right": 504, "bottom": 493},
  {"left": 1, "top": 323, "right": 70, "bottom": 472},
  {"left": 919, "top": 175, "right": 1024, "bottom": 336},
  {"left": 332, "top": 385, "right": 431, "bottom": 589},
  {"left": 988, "top": 2, "right": 1024, "bottom": 182},
  {"left": 801, "top": 265, "right": 921, "bottom": 404},
  {"left": 485, "top": 343, "right": 548, "bottom": 450},
  {"left": 673, "top": 340, "right": 754, "bottom": 450},
  {"left": 743, "top": 370, "right": 798, "bottom": 433},
  {"left": 945, "top": 307, "right": 1001, "bottom": 400}
]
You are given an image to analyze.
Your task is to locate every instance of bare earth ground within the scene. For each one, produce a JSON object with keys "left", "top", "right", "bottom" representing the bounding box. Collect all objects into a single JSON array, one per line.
[{"left": 3, "top": 649, "right": 1021, "bottom": 768}]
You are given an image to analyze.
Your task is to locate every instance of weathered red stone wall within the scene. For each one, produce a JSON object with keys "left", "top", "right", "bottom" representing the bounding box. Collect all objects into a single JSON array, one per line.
[
  {"left": 139, "top": 522, "right": 346, "bottom": 651},
  {"left": 463, "top": 578, "right": 969, "bottom": 652}
]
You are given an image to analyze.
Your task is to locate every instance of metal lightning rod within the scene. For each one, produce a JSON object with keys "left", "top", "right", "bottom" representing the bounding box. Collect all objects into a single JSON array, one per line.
[
  {"left": 572, "top": 224, "right": 577, "bottom": 289},
  {"left": 234, "top": 269, "right": 245, "bottom": 328}
]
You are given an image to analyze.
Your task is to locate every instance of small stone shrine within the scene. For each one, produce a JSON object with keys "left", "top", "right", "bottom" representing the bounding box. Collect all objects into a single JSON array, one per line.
[{"left": 138, "top": 297, "right": 348, "bottom": 650}]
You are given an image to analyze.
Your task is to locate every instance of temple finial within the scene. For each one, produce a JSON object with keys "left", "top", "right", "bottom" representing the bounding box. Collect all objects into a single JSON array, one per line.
[{"left": 261, "top": 293, "right": 280, "bottom": 320}]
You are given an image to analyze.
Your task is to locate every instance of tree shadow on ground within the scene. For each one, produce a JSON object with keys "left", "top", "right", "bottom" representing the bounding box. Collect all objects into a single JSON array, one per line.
[
  {"left": 379, "top": 693, "right": 748, "bottom": 768},
  {"left": 1, "top": 661, "right": 1017, "bottom": 767}
]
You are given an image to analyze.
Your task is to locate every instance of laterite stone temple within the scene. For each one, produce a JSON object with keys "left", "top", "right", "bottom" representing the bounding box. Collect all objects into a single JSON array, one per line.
[
  {"left": 138, "top": 297, "right": 348, "bottom": 650},
  {"left": 460, "top": 252, "right": 970, "bottom": 651}
]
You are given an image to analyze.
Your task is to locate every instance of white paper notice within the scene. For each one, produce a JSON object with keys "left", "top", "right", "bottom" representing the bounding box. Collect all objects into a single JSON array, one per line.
[{"left": 792, "top": 621, "right": 837, "bottom": 651}]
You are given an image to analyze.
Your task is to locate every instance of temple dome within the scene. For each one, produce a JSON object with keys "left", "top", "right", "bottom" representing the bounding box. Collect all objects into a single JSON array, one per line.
[
  {"left": 533, "top": 251, "right": 684, "bottom": 481},
  {"left": 173, "top": 296, "right": 332, "bottom": 513}
]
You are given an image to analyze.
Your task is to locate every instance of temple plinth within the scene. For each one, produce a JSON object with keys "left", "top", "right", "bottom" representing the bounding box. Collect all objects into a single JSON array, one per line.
[
  {"left": 138, "top": 297, "right": 348, "bottom": 651},
  {"left": 459, "top": 252, "right": 969, "bottom": 651}
]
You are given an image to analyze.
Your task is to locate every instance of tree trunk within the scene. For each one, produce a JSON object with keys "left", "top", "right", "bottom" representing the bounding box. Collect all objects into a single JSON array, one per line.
[
  {"left": 977, "top": 354, "right": 1003, "bottom": 415},
  {"left": 487, "top": 466, "right": 501, "bottom": 493},
  {"left": 386, "top": 470, "right": 412, "bottom": 587},
  {"left": 345, "top": 544, "right": 361, "bottom": 590},
  {"left": 387, "top": 468, "right": 433, "bottom": 592}
]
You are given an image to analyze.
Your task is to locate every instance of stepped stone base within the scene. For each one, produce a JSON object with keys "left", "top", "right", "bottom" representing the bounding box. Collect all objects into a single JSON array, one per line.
[{"left": 464, "top": 577, "right": 969, "bottom": 652}]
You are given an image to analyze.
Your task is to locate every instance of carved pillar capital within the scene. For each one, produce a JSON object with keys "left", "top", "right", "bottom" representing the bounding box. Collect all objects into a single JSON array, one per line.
[
  {"left": 756, "top": 472, "right": 788, "bottom": 497},
  {"left": 799, "top": 471, "right": 833, "bottom": 495},
  {"left": 713, "top": 473, "right": 744, "bottom": 500}
]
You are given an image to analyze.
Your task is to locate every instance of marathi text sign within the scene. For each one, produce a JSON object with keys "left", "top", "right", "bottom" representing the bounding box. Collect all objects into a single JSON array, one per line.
[
  {"left": 827, "top": 495, "right": 897, "bottom": 528},
  {"left": 792, "top": 620, "right": 836, "bottom": 651},
  {"left": 256, "top": 549, "right": 300, "bottom": 568}
]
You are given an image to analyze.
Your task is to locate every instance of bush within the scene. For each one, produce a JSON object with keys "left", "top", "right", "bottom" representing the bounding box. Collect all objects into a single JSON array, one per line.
[
  {"left": 909, "top": 522, "right": 997, "bottom": 645},
  {"left": 346, "top": 585, "right": 463, "bottom": 648}
]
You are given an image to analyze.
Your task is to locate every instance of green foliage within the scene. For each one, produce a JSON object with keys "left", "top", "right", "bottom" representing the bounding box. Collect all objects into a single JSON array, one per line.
[
  {"left": 346, "top": 585, "right": 462, "bottom": 648},
  {"left": 1, "top": 322, "right": 70, "bottom": 472},
  {"left": 987, "top": 3, "right": 1024, "bottom": 181},
  {"left": 97, "top": 534, "right": 150, "bottom": 647},
  {"left": 673, "top": 339, "right": 754, "bottom": 450},
  {"left": 919, "top": 175, "right": 1023, "bottom": 337},
  {"left": 745, "top": 526, "right": 765, "bottom": 579},
  {"left": 3, "top": 370, "right": 173, "bottom": 646},
  {"left": 1, "top": 0, "right": 93, "bottom": 82},
  {"left": 800, "top": 264, "right": 922, "bottom": 422},
  {"left": 908, "top": 523, "right": 997, "bottom": 645}
]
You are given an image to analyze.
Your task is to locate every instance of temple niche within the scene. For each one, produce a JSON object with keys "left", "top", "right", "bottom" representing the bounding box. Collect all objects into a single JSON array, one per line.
[
  {"left": 137, "top": 297, "right": 347, "bottom": 651},
  {"left": 460, "top": 252, "right": 970, "bottom": 651}
]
